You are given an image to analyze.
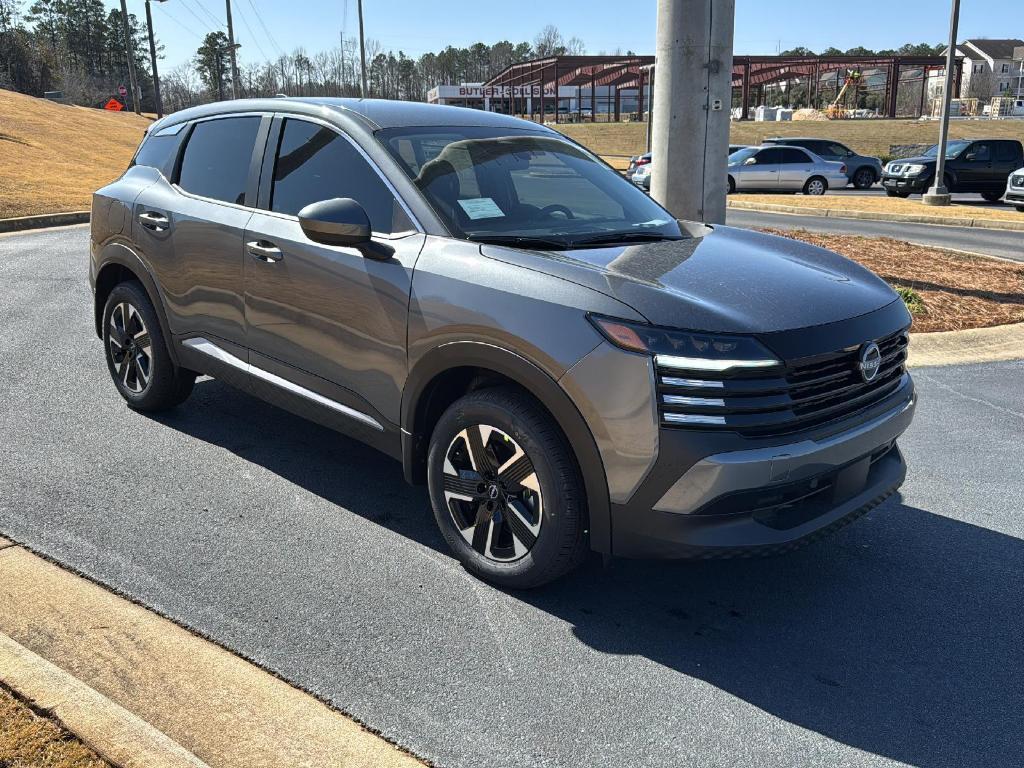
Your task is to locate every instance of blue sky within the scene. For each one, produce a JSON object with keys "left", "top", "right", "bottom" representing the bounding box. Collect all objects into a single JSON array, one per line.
[{"left": 116, "top": 0, "right": 1024, "bottom": 72}]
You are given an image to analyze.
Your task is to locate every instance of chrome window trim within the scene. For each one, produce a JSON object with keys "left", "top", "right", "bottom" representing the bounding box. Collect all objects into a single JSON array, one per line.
[
  {"left": 265, "top": 113, "right": 425, "bottom": 238},
  {"left": 183, "top": 337, "right": 384, "bottom": 432}
]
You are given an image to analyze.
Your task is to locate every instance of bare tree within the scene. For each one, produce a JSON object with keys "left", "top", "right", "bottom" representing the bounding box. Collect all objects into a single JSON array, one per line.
[
  {"left": 534, "top": 25, "right": 563, "bottom": 58},
  {"left": 565, "top": 36, "right": 586, "bottom": 56}
]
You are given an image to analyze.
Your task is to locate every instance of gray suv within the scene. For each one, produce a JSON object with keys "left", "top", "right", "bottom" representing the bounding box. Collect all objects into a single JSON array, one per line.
[{"left": 90, "top": 98, "right": 916, "bottom": 587}]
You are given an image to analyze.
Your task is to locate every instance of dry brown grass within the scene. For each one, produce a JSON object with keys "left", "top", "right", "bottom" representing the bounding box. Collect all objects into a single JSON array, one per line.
[
  {"left": 0, "top": 686, "right": 110, "bottom": 768},
  {"left": 761, "top": 228, "right": 1024, "bottom": 333},
  {"left": 736, "top": 193, "right": 1024, "bottom": 222},
  {"left": 0, "top": 89, "right": 152, "bottom": 218},
  {"left": 559, "top": 118, "right": 1024, "bottom": 160}
]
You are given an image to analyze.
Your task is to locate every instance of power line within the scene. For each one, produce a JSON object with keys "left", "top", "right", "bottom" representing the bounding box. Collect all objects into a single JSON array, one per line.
[
  {"left": 175, "top": 0, "right": 218, "bottom": 35},
  {"left": 243, "top": 0, "right": 286, "bottom": 59},
  {"left": 191, "top": 0, "right": 227, "bottom": 30},
  {"left": 154, "top": 2, "right": 204, "bottom": 41},
  {"left": 231, "top": 3, "right": 270, "bottom": 63}
]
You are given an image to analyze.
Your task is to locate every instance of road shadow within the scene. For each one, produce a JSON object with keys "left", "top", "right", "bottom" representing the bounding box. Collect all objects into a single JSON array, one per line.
[
  {"left": 519, "top": 498, "right": 1023, "bottom": 767},
  {"left": 147, "top": 378, "right": 446, "bottom": 553},
  {"left": 150, "top": 379, "right": 1021, "bottom": 766}
]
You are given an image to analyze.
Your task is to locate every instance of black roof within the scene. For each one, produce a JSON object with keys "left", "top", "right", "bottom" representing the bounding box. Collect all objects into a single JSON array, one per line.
[
  {"left": 150, "top": 96, "right": 549, "bottom": 136},
  {"left": 960, "top": 39, "right": 1024, "bottom": 60}
]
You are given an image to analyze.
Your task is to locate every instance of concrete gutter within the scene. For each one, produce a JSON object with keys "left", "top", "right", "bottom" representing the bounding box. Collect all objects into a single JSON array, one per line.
[
  {"left": 907, "top": 322, "right": 1024, "bottom": 368},
  {"left": 726, "top": 199, "right": 1024, "bottom": 232},
  {"left": 0, "top": 540, "right": 425, "bottom": 768},
  {"left": 0, "top": 211, "right": 90, "bottom": 233}
]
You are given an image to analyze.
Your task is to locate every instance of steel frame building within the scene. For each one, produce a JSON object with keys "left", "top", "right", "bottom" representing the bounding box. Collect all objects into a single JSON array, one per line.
[{"left": 483, "top": 53, "right": 959, "bottom": 122}]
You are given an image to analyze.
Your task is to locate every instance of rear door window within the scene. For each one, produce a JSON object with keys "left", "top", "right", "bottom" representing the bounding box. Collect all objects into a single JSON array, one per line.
[
  {"left": 995, "top": 142, "right": 1020, "bottom": 163},
  {"left": 270, "top": 118, "right": 398, "bottom": 233},
  {"left": 177, "top": 116, "right": 261, "bottom": 205}
]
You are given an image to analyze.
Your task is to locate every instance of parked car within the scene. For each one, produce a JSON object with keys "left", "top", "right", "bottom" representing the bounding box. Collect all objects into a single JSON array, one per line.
[
  {"left": 629, "top": 146, "right": 749, "bottom": 190},
  {"left": 1006, "top": 167, "right": 1024, "bottom": 212},
  {"left": 728, "top": 145, "right": 848, "bottom": 195},
  {"left": 881, "top": 139, "right": 1024, "bottom": 200},
  {"left": 763, "top": 137, "right": 883, "bottom": 189},
  {"left": 91, "top": 98, "right": 915, "bottom": 587}
]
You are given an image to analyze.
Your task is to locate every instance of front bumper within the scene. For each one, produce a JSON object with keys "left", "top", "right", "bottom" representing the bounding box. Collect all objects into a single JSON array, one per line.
[
  {"left": 881, "top": 175, "right": 929, "bottom": 193},
  {"left": 1005, "top": 188, "right": 1024, "bottom": 204},
  {"left": 611, "top": 379, "right": 915, "bottom": 558}
]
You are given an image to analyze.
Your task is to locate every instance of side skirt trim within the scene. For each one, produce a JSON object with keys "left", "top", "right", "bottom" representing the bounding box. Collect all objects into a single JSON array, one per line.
[{"left": 182, "top": 337, "right": 384, "bottom": 432}]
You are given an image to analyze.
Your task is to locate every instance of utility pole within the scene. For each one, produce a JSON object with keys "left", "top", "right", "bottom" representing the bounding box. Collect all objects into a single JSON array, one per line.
[
  {"left": 118, "top": 0, "right": 141, "bottom": 114},
  {"left": 357, "top": 0, "right": 368, "bottom": 97},
  {"left": 650, "top": 0, "right": 736, "bottom": 224},
  {"left": 923, "top": 0, "right": 960, "bottom": 206},
  {"left": 144, "top": 0, "right": 164, "bottom": 118},
  {"left": 225, "top": 0, "right": 240, "bottom": 98}
]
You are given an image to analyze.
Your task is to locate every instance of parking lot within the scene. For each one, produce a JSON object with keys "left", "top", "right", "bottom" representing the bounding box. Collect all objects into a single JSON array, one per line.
[{"left": 2, "top": 225, "right": 1023, "bottom": 768}]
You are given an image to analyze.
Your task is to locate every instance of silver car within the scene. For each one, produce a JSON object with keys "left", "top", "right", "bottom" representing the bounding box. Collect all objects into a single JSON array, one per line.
[{"left": 728, "top": 145, "right": 849, "bottom": 195}]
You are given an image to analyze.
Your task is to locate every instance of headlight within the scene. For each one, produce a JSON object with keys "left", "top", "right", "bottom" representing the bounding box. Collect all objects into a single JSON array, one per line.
[
  {"left": 588, "top": 315, "right": 780, "bottom": 372},
  {"left": 903, "top": 164, "right": 926, "bottom": 176}
]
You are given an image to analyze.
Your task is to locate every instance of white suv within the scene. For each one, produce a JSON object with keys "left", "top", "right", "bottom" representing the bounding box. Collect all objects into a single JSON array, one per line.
[{"left": 1006, "top": 168, "right": 1024, "bottom": 212}]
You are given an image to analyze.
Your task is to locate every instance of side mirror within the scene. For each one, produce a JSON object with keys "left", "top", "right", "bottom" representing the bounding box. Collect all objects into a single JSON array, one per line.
[
  {"left": 298, "top": 198, "right": 372, "bottom": 247},
  {"left": 964, "top": 153, "right": 977, "bottom": 162},
  {"left": 744, "top": 157, "right": 757, "bottom": 166}
]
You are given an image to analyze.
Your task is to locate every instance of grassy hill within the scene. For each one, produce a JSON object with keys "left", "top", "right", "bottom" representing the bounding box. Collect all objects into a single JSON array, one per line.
[
  {"left": 0, "top": 89, "right": 151, "bottom": 218},
  {"left": 557, "top": 118, "right": 1024, "bottom": 161}
]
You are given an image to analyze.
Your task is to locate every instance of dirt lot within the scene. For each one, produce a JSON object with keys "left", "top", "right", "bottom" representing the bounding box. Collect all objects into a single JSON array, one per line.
[
  {"left": 0, "top": 89, "right": 151, "bottom": 218},
  {"left": 559, "top": 118, "right": 1024, "bottom": 161},
  {"left": 735, "top": 193, "right": 1024, "bottom": 223},
  {"left": 0, "top": 686, "right": 109, "bottom": 768},
  {"left": 761, "top": 229, "right": 1024, "bottom": 333}
]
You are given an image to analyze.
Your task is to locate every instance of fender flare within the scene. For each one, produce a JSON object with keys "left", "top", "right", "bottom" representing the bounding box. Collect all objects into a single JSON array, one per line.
[
  {"left": 93, "top": 241, "right": 180, "bottom": 366},
  {"left": 401, "top": 341, "right": 612, "bottom": 554}
]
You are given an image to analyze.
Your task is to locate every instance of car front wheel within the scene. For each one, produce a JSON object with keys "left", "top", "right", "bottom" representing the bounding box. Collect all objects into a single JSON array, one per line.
[
  {"left": 852, "top": 168, "right": 875, "bottom": 189},
  {"left": 980, "top": 191, "right": 1004, "bottom": 203},
  {"left": 102, "top": 281, "right": 195, "bottom": 411},
  {"left": 427, "top": 387, "right": 588, "bottom": 588},
  {"left": 803, "top": 176, "right": 827, "bottom": 196}
]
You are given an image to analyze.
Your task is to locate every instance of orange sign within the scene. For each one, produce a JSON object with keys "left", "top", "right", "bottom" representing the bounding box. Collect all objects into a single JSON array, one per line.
[{"left": 104, "top": 98, "right": 124, "bottom": 111}]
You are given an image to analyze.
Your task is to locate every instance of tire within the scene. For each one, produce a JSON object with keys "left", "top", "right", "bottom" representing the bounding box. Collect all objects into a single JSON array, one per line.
[
  {"left": 980, "top": 191, "right": 1003, "bottom": 203},
  {"left": 803, "top": 176, "right": 827, "bottom": 196},
  {"left": 102, "top": 280, "right": 195, "bottom": 412},
  {"left": 852, "top": 167, "right": 875, "bottom": 189},
  {"left": 427, "top": 386, "right": 588, "bottom": 588},
  {"left": 1016, "top": 205, "right": 1024, "bottom": 213},
  {"left": 727, "top": 176, "right": 736, "bottom": 194}
]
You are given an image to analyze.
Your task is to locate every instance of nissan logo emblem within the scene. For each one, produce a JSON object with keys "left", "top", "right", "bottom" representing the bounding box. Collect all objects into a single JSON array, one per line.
[{"left": 858, "top": 342, "right": 882, "bottom": 383}]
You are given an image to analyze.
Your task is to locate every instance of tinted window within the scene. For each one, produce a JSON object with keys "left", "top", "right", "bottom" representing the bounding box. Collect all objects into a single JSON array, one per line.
[
  {"left": 132, "top": 131, "right": 182, "bottom": 176},
  {"left": 967, "top": 143, "right": 992, "bottom": 162},
  {"left": 178, "top": 117, "right": 260, "bottom": 205},
  {"left": 822, "top": 142, "right": 850, "bottom": 157},
  {"left": 756, "top": 148, "right": 785, "bottom": 164},
  {"left": 778, "top": 148, "right": 809, "bottom": 164},
  {"left": 995, "top": 142, "right": 1021, "bottom": 162},
  {"left": 271, "top": 119, "right": 397, "bottom": 233}
]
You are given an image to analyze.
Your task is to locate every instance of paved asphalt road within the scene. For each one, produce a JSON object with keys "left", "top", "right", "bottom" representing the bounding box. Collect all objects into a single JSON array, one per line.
[
  {"left": 3, "top": 226, "right": 1023, "bottom": 768},
  {"left": 726, "top": 208, "right": 1024, "bottom": 262}
]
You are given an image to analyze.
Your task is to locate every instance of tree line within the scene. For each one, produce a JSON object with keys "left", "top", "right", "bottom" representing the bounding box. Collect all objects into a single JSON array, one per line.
[{"left": 780, "top": 43, "right": 946, "bottom": 57}]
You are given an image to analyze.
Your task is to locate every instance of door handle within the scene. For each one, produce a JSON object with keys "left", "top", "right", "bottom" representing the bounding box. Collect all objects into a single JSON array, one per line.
[
  {"left": 138, "top": 211, "right": 170, "bottom": 231},
  {"left": 246, "top": 240, "right": 283, "bottom": 262}
]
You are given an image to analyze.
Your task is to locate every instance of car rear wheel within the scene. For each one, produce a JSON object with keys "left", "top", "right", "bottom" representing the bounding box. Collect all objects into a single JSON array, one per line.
[
  {"left": 427, "top": 387, "right": 588, "bottom": 588},
  {"left": 803, "top": 176, "right": 827, "bottom": 196},
  {"left": 980, "top": 191, "right": 1004, "bottom": 203},
  {"left": 852, "top": 167, "right": 875, "bottom": 189},
  {"left": 102, "top": 281, "right": 195, "bottom": 411},
  {"left": 1016, "top": 205, "right": 1024, "bottom": 213}
]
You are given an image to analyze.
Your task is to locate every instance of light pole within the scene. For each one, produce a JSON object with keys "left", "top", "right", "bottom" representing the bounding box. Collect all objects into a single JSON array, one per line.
[
  {"left": 357, "top": 0, "right": 368, "bottom": 97},
  {"left": 923, "top": 0, "right": 961, "bottom": 207},
  {"left": 144, "top": 0, "right": 166, "bottom": 118},
  {"left": 118, "top": 0, "right": 141, "bottom": 114}
]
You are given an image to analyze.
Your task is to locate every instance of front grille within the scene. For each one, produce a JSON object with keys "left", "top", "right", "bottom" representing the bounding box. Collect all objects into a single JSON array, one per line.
[{"left": 657, "top": 329, "right": 909, "bottom": 437}]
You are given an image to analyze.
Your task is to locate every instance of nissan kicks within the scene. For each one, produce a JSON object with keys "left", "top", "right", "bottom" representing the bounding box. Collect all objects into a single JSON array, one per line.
[{"left": 90, "top": 98, "right": 916, "bottom": 587}]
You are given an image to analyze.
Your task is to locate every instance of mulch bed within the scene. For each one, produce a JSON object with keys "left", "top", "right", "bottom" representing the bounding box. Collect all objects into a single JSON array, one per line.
[{"left": 760, "top": 229, "right": 1024, "bottom": 333}]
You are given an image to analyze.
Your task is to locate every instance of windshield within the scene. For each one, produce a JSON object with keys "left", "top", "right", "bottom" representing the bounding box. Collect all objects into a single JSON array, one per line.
[
  {"left": 922, "top": 140, "right": 971, "bottom": 159},
  {"left": 728, "top": 146, "right": 759, "bottom": 165},
  {"left": 376, "top": 126, "right": 682, "bottom": 248}
]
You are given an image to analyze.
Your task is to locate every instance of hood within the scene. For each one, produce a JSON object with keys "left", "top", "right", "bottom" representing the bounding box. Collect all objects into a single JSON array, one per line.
[
  {"left": 480, "top": 224, "right": 899, "bottom": 333},
  {"left": 888, "top": 155, "right": 936, "bottom": 168}
]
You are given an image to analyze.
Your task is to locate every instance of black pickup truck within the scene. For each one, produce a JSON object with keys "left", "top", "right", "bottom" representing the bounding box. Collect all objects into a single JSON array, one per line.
[{"left": 881, "top": 139, "right": 1023, "bottom": 201}]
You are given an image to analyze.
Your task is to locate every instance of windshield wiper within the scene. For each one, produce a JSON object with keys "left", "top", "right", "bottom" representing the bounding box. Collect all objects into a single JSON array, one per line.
[
  {"left": 568, "top": 232, "right": 682, "bottom": 247},
  {"left": 466, "top": 234, "right": 572, "bottom": 250}
]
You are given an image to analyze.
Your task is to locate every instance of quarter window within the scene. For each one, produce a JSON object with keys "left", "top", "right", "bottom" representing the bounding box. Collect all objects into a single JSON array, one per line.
[
  {"left": 178, "top": 117, "right": 260, "bottom": 205},
  {"left": 131, "top": 126, "right": 184, "bottom": 177},
  {"left": 270, "top": 119, "right": 398, "bottom": 233}
]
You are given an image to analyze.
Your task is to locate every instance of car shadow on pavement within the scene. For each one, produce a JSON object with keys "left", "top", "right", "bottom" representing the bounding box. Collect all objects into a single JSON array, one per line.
[
  {"left": 148, "top": 378, "right": 447, "bottom": 553},
  {"left": 520, "top": 497, "right": 1023, "bottom": 767}
]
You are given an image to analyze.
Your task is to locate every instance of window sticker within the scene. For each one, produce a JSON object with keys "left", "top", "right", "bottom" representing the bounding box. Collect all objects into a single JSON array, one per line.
[{"left": 457, "top": 197, "right": 505, "bottom": 219}]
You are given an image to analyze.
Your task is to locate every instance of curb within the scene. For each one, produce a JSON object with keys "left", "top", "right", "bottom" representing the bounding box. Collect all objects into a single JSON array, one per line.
[
  {"left": 0, "top": 211, "right": 91, "bottom": 233},
  {"left": 0, "top": 632, "right": 210, "bottom": 768},
  {"left": 726, "top": 200, "right": 1024, "bottom": 231},
  {"left": 907, "top": 322, "right": 1024, "bottom": 368}
]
